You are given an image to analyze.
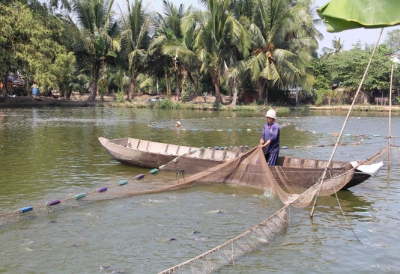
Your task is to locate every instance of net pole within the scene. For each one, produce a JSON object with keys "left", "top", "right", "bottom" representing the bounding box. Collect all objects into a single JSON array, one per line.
[
  {"left": 310, "top": 28, "right": 384, "bottom": 218},
  {"left": 388, "top": 63, "right": 393, "bottom": 171}
]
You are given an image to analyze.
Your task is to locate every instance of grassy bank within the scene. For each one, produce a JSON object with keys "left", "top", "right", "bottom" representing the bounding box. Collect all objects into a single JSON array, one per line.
[{"left": 1, "top": 93, "right": 399, "bottom": 114}]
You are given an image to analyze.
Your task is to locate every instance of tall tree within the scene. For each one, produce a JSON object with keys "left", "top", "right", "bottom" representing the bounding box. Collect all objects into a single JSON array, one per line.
[
  {"left": 194, "top": 0, "right": 250, "bottom": 103},
  {"left": 0, "top": 1, "right": 75, "bottom": 94},
  {"left": 161, "top": 1, "right": 200, "bottom": 101},
  {"left": 385, "top": 29, "right": 400, "bottom": 53},
  {"left": 72, "top": 0, "right": 119, "bottom": 102},
  {"left": 225, "top": 60, "right": 248, "bottom": 106},
  {"left": 120, "top": 0, "right": 152, "bottom": 99},
  {"left": 248, "top": 0, "right": 318, "bottom": 103},
  {"left": 322, "top": 36, "right": 344, "bottom": 57}
]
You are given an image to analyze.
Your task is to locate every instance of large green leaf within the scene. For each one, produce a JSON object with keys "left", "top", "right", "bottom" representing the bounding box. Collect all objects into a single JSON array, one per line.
[{"left": 317, "top": 0, "right": 400, "bottom": 32}]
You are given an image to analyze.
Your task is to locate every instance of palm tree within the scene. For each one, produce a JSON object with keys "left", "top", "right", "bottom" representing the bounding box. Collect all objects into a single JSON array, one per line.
[
  {"left": 120, "top": 0, "right": 153, "bottom": 100},
  {"left": 248, "top": 0, "right": 318, "bottom": 103},
  {"left": 225, "top": 60, "right": 248, "bottom": 106},
  {"left": 322, "top": 36, "right": 345, "bottom": 58},
  {"left": 161, "top": 1, "right": 200, "bottom": 102},
  {"left": 147, "top": 35, "right": 174, "bottom": 98},
  {"left": 194, "top": 0, "right": 250, "bottom": 103},
  {"left": 72, "top": 0, "right": 120, "bottom": 102}
]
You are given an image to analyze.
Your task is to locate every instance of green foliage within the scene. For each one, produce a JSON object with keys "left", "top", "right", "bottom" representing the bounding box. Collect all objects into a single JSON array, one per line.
[
  {"left": 308, "top": 59, "right": 330, "bottom": 90},
  {"left": 116, "top": 90, "right": 125, "bottom": 103},
  {"left": 308, "top": 44, "right": 400, "bottom": 105},
  {"left": 314, "top": 89, "right": 342, "bottom": 106},
  {"left": 120, "top": 0, "right": 152, "bottom": 98},
  {"left": 256, "top": 99, "right": 265, "bottom": 105},
  {"left": 247, "top": 0, "right": 318, "bottom": 100},
  {"left": 181, "top": 91, "right": 187, "bottom": 102},
  {"left": 317, "top": 0, "right": 400, "bottom": 32},
  {"left": 276, "top": 107, "right": 290, "bottom": 114},
  {"left": 72, "top": 0, "right": 119, "bottom": 101},
  {"left": 321, "top": 45, "right": 393, "bottom": 91},
  {"left": 157, "top": 99, "right": 183, "bottom": 109},
  {"left": 213, "top": 102, "right": 221, "bottom": 110},
  {"left": 3, "top": 0, "right": 398, "bottom": 108},
  {"left": 314, "top": 89, "right": 327, "bottom": 106},
  {"left": 194, "top": 0, "right": 251, "bottom": 103},
  {"left": 157, "top": 99, "right": 172, "bottom": 109},
  {"left": 0, "top": 2, "right": 75, "bottom": 92},
  {"left": 385, "top": 29, "right": 400, "bottom": 53}
]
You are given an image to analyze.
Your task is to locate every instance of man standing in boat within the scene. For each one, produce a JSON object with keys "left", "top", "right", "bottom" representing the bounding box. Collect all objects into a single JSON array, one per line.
[{"left": 259, "top": 110, "right": 280, "bottom": 166}]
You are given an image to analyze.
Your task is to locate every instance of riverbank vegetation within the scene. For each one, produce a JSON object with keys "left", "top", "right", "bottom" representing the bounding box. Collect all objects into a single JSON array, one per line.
[{"left": 1, "top": 0, "right": 400, "bottom": 108}]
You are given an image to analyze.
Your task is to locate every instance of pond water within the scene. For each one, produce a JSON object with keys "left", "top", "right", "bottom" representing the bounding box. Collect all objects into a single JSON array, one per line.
[{"left": 0, "top": 107, "right": 399, "bottom": 273}]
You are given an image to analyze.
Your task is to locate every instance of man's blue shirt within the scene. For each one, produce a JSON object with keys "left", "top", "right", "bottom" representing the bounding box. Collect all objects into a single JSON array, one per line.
[{"left": 261, "top": 122, "right": 280, "bottom": 154}]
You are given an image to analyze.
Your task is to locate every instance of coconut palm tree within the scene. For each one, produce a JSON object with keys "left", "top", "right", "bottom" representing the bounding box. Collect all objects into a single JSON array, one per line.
[
  {"left": 322, "top": 36, "right": 345, "bottom": 58},
  {"left": 72, "top": 0, "right": 120, "bottom": 102},
  {"left": 120, "top": 0, "right": 153, "bottom": 100},
  {"left": 156, "top": 0, "right": 187, "bottom": 100},
  {"left": 225, "top": 60, "right": 248, "bottom": 106},
  {"left": 194, "top": 0, "right": 250, "bottom": 104},
  {"left": 248, "top": 0, "right": 318, "bottom": 103},
  {"left": 161, "top": 1, "right": 201, "bottom": 102}
]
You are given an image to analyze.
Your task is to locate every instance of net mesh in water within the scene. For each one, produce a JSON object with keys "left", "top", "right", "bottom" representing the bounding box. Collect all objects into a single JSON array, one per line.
[
  {"left": 0, "top": 145, "right": 392, "bottom": 273},
  {"left": 158, "top": 206, "right": 289, "bottom": 274}
]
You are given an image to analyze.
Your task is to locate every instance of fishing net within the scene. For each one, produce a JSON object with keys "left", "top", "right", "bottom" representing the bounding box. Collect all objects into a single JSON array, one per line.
[
  {"left": 159, "top": 206, "right": 289, "bottom": 274},
  {"left": 160, "top": 146, "right": 387, "bottom": 207},
  {"left": 0, "top": 145, "right": 390, "bottom": 273}
]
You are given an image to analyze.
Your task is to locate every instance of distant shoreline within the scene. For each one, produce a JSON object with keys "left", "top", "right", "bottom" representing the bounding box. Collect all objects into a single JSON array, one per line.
[{"left": 1, "top": 93, "right": 399, "bottom": 113}]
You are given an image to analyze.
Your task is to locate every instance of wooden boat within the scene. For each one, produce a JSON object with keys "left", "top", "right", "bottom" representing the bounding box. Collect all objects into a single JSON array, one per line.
[
  {"left": 98, "top": 137, "right": 384, "bottom": 189},
  {"left": 98, "top": 137, "right": 248, "bottom": 168}
]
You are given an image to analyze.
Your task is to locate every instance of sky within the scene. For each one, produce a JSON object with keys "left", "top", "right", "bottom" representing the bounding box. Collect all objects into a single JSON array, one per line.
[{"left": 141, "top": 0, "right": 400, "bottom": 53}]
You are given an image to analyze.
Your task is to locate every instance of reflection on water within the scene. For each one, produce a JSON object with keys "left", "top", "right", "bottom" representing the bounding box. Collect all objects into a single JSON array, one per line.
[{"left": 0, "top": 108, "right": 400, "bottom": 273}]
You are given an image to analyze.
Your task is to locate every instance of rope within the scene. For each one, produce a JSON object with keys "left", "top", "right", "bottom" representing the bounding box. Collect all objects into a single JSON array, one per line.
[
  {"left": 310, "top": 28, "right": 384, "bottom": 218},
  {"left": 332, "top": 188, "right": 363, "bottom": 245}
]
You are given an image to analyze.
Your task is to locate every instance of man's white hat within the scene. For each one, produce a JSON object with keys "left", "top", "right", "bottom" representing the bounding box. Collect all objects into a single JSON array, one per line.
[
  {"left": 266, "top": 110, "right": 276, "bottom": 119},
  {"left": 176, "top": 121, "right": 181, "bottom": 126}
]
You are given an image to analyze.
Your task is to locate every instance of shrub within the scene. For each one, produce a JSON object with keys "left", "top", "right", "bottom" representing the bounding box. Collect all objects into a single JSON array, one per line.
[
  {"left": 158, "top": 99, "right": 174, "bottom": 109},
  {"left": 116, "top": 90, "right": 125, "bottom": 103},
  {"left": 213, "top": 102, "right": 221, "bottom": 110}
]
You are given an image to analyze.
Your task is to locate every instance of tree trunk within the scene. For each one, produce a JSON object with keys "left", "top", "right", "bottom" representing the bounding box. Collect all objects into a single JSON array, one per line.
[
  {"left": 256, "top": 79, "right": 266, "bottom": 104},
  {"left": 2, "top": 75, "right": 7, "bottom": 93},
  {"left": 65, "top": 89, "right": 72, "bottom": 100},
  {"left": 165, "top": 71, "right": 171, "bottom": 99},
  {"left": 181, "top": 69, "right": 188, "bottom": 102},
  {"left": 87, "top": 62, "right": 99, "bottom": 102},
  {"left": 100, "top": 88, "right": 104, "bottom": 102},
  {"left": 230, "top": 77, "right": 238, "bottom": 107},
  {"left": 106, "top": 83, "right": 110, "bottom": 96},
  {"left": 175, "top": 71, "right": 180, "bottom": 100},
  {"left": 213, "top": 70, "right": 223, "bottom": 103},
  {"left": 193, "top": 78, "right": 199, "bottom": 97},
  {"left": 156, "top": 78, "right": 159, "bottom": 94},
  {"left": 128, "top": 76, "right": 136, "bottom": 100}
]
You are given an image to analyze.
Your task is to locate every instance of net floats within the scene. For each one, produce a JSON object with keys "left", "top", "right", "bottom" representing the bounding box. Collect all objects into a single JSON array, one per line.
[
  {"left": 46, "top": 200, "right": 61, "bottom": 206},
  {"left": 96, "top": 187, "right": 108, "bottom": 193},
  {"left": 75, "top": 193, "right": 86, "bottom": 200},
  {"left": 135, "top": 174, "right": 145, "bottom": 180},
  {"left": 3, "top": 178, "right": 132, "bottom": 218},
  {"left": 149, "top": 168, "right": 159, "bottom": 174},
  {"left": 18, "top": 206, "right": 33, "bottom": 213}
]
